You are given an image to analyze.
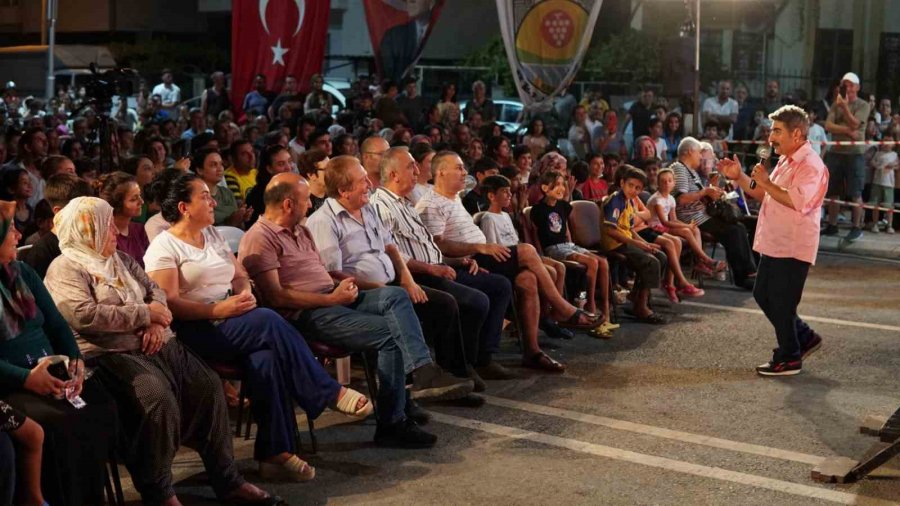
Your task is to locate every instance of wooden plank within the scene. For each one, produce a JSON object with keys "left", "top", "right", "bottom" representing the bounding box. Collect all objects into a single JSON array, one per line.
[{"left": 811, "top": 457, "right": 858, "bottom": 483}]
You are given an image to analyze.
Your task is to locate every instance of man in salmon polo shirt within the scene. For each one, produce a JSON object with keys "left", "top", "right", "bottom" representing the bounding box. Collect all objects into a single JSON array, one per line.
[{"left": 717, "top": 105, "right": 829, "bottom": 377}]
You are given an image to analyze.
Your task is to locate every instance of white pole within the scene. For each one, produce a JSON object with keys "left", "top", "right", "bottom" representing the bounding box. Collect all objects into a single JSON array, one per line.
[
  {"left": 692, "top": 0, "right": 700, "bottom": 136},
  {"left": 45, "top": 0, "right": 56, "bottom": 101}
]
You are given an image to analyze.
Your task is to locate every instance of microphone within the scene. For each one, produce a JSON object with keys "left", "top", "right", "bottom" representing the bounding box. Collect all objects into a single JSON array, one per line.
[{"left": 751, "top": 144, "right": 772, "bottom": 189}]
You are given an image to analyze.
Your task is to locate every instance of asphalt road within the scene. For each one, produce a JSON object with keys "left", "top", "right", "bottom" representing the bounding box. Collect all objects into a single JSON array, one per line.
[{"left": 135, "top": 251, "right": 900, "bottom": 505}]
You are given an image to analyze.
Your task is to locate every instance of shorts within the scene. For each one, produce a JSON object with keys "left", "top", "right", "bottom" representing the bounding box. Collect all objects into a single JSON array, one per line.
[
  {"left": 867, "top": 183, "right": 895, "bottom": 207},
  {"left": 824, "top": 152, "right": 865, "bottom": 200},
  {"left": 637, "top": 228, "right": 662, "bottom": 243},
  {"left": 474, "top": 246, "right": 520, "bottom": 282},
  {"left": 543, "top": 242, "right": 591, "bottom": 261}
]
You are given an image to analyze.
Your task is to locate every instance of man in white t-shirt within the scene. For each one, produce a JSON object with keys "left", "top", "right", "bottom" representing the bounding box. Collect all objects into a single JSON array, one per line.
[
  {"left": 152, "top": 69, "right": 181, "bottom": 117},
  {"left": 415, "top": 152, "right": 599, "bottom": 373},
  {"left": 702, "top": 80, "right": 739, "bottom": 140}
]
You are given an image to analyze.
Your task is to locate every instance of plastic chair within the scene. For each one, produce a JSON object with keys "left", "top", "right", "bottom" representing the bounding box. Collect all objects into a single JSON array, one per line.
[{"left": 215, "top": 226, "right": 244, "bottom": 254}]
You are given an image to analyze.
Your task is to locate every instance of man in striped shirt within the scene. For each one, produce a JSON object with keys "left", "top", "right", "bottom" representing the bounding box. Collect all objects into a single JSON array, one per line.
[
  {"left": 371, "top": 147, "right": 515, "bottom": 383},
  {"left": 671, "top": 137, "right": 757, "bottom": 290}
]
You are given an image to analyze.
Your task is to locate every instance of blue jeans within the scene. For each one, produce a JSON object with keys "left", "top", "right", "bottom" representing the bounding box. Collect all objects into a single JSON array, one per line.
[
  {"left": 415, "top": 269, "right": 512, "bottom": 366},
  {"left": 0, "top": 432, "right": 14, "bottom": 505},
  {"left": 295, "top": 286, "right": 433, "bottom": 425},
  {"left": 174, "top": 308, "right": 341, "bottom": 461}
]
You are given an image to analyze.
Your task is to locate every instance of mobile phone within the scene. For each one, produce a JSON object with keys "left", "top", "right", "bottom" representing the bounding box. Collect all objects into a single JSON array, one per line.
[{"left": 839, "top": 83, "right": 847, "bottom": 98}]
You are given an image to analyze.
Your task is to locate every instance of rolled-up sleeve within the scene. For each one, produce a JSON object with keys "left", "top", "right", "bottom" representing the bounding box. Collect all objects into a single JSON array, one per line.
[{"left": 787, "top": 165, "right": 829, "bottom": 215}]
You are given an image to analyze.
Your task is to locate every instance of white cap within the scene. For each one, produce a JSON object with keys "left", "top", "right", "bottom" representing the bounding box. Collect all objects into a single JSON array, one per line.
[{"left": 841, "top": 72, "right": 860, "bottom": 85}]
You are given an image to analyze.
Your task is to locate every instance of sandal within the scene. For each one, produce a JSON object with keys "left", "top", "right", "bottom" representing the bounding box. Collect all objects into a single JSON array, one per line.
[
  {"left": 588, "top": 325, "right": 614, "bottom": 339},
  {"left": 522, "top": 352, "right": 566, "bottom": 373},
  {"left": 709, "top": 260, "right": 727, "bottom": 272},
  {"left": 259, "top": 455, "right": 315, "bottom": 482},
  {"left": 331, "top": 388, "right": 374, "bottom": 419},
  {"left": 556, "top": 309, "right": 600, "bottom": 330},
  {"left": 634, "top": 312, "right": 667, "bottom": 325}
]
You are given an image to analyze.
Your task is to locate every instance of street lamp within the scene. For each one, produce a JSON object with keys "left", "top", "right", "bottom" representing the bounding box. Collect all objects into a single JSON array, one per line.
[{"left": 44, "top": 0, "right": 57, "bottom": 101}]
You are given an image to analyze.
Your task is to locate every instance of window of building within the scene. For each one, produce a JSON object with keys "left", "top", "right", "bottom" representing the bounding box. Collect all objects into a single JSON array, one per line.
[{"left": 814, "top": 29, "right": 854, "bottom": 86}]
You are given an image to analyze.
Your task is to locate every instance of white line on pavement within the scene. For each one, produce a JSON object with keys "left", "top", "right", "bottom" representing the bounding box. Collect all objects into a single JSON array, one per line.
[
  {"left": 431, "top": 412, "right": 899, "bottom": 506},
  {"left": 680, "top": 301, "right": 900, "bottom": 333},
  {"left": 480, "top": 395, "right": 825, "bottom": 465}
]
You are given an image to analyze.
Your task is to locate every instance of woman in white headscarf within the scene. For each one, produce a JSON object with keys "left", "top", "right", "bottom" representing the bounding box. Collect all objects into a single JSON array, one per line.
[{"left": 44, "top": 197, "right": 280, "bottom": 506}]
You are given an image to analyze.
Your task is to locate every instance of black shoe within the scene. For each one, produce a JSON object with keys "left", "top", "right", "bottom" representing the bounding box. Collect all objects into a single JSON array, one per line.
[
  {"left": 474, "top": 360, "right": 518, "bottom": 380},
  {"left": 539, "top": 317, "right": 574, "bottom": 339},
  {"left": 375, "top": 418, "right": 437, "bottom": 448},
  {"left": 410, "top": 363, "right": 473, "bottom": 401},
  {"left": 439, "top": 393, "right": 485, "bottom": 408},
  {"left": 404, "top": 398, "right": 431, "bottom": 425},
  {"left": 736, "top": 278, "right": 755, "bottom": 291},
  {"left": 756, "top": 360, "right": 802, "bottom": 376},
  {"left": 800, "top": 333, "right": 823, "bottom": 360},
  {"left": 821, "top": 224, "right": 839, "bottom": 236},
  {"left": 846, "top": 227, "right": 863, "bottom": 242}
]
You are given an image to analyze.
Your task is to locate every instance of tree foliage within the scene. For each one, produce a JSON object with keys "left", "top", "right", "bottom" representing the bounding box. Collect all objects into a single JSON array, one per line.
[
  {"left": 581, "top": 29, "right": 661, "bottom": 83},
  {"left": 462, "top": 35, "right": 517, "bottom": 96},
  {"left": 109, "top": 39, "right": 228, "bottom": 81}
]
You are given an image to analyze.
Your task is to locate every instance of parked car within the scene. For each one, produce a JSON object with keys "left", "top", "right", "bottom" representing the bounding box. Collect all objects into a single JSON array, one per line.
[{"left": 459, "top": 99, "right": 524, "bottom": 136}]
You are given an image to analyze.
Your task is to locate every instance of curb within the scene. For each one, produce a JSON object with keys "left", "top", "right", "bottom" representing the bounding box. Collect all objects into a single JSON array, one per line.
[{"left": 818, "top": 235, "right": 900, "bottom": 260}]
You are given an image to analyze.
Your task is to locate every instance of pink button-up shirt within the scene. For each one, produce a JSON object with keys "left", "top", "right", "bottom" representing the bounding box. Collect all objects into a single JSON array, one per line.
[{"left": 753, "top": 141, "right": 829, "bottom": 264}]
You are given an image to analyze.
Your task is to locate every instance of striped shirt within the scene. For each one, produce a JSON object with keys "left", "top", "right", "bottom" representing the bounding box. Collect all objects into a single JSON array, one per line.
[
  {"left": 306, "top": 198, "right": 396, "bottom": 285},
  {"left": 370, "top": 187, "right": 443, "bottom": 265},
  {"left": 671, "top": 161, "right": 711, "bottom": 226},
  {"left": 415, "top": 188, "right": 487, "bottom": 245}
]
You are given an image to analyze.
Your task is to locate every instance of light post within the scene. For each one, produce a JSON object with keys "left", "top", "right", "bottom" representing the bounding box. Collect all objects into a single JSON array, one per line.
[{"left": 45, "top": 0, "right": 57, "bottom": 101}]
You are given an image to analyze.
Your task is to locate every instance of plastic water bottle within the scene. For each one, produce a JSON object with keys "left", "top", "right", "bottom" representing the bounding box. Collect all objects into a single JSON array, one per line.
[{"left": 576, "top": 291, "right": 588, "bottom": 310}]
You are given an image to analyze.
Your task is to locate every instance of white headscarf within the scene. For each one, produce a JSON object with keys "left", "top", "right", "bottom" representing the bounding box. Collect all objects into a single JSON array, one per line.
[{"left": 54, "top": 197, "right": 145, "bottom": 305}]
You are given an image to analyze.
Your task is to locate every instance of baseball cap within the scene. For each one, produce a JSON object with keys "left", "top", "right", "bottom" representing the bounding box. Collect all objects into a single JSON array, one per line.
[{"left": 841, "top": 72, "right": 860, "bottom": 85}]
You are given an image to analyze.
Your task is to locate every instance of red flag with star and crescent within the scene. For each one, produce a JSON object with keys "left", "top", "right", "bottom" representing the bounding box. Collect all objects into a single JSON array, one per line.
[{"left": 231, "top": 0, "right": 330, "bottom": 122}]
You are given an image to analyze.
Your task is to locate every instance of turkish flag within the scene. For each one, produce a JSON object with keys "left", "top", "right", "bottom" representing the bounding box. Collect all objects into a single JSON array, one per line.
[
  {"left": 231, "top": 0, "right": 330, "bottom": 122},
  {"left": 363, "top": 0, "right": 445, "bottom": 82}
]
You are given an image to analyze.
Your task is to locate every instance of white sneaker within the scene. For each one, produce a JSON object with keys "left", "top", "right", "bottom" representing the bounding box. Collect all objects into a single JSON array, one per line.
[
  {"left": 870, "top": 225, "right": 880, "bottom": 234},
  {"left": 887, "top": 227, "right": 895, "bottom": 234}
]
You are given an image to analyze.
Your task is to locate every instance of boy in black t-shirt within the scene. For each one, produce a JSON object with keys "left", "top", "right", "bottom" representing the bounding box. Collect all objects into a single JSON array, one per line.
[{"left": 530, "top": 170, "right": 613, "bottom": 334}]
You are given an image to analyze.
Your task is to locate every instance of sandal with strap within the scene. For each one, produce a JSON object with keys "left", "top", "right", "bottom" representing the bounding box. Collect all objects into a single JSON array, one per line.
[
  {"left": 588, "top": 325, "right": 614, "bottom": 340},
  {"left": 331, "top": 388, "right": 374, "bottom": 419},
  {"left": 259, "top": 455, "right": 315, "bottom": 482},
  {"left": 522, "top": 351, "right": 566, "bottom": 373},
  {"left": 634, "top": 312, "right": 667, "bottom": 325},
  {"left": 556, "top": 309, "right": 600, "bottom": 330}
]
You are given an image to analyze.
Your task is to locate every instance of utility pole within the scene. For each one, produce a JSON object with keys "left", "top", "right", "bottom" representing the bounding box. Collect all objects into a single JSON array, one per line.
[
  {"left": 45, "top": 0, "right": 57, "bottom": 101},
  {"left": 692, "top": 0, "right": 701, "bottom": 136}
]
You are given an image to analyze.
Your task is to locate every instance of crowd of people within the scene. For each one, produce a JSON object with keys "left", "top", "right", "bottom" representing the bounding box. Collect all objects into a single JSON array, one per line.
[{"left": 0, "top": 66, "right": 889, "bottom": 505}]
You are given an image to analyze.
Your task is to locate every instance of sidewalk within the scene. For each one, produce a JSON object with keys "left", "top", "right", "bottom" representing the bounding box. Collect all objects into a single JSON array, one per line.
[{"left": 818, "top": 225, "right": 900, "bottom": 259}]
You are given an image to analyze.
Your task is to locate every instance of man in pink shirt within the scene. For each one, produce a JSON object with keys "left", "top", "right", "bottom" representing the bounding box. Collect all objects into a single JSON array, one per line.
[{"left": 718, "top": 105, "right": 828, "bottom": 376}]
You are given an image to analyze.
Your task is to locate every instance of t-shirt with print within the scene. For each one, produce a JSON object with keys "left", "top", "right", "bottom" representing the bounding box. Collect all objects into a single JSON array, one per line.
[
  {"left": 143, "top": 227, "right": 235, "bottom": 304},
  {"left": 600, "top": 191, "right": 634, "bottom": 251},
  {"left": 479, "top": 211, "right": 520, "bottom": 247},
  {"left": 530, "top": 199, "right": 572, "bottom": 249},
  {"left": 871, "top": 150, "right": 898, "bottom": 188},
  {"left": 647, "top": 192, "right": 676, "bottom": 228}
]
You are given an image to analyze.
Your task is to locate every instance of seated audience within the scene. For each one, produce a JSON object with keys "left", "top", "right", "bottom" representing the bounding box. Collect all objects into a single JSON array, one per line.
[
  {"left": 370, "top": 148, "right": 515, "bottom": 385},
  {"left": 240, "top": 172, "right": 442, "bottom": 446},
  {"left": 144, "top": 173, "right": 373, "bottom": 483},
  {"left": 601, "top": 166, "right": 668, "bottom": 324},
  {"left": 45, "top": 196, "right": 278, "bottom": 505},
  {"left": 245, "top": 145, "right": 293, "bottom": 225},
  {"left": 0, "top": 200, "right": 117, "bottom": 505},
  {"left": 296, "top": 148, "right": 329, "bottom": 215},
  {"left": 192, "top": 147, "right": 252, "bottom": 228},
  {"left": 306, "top": 156, "right": 475, "bottom": 400},
  {"left": 417, "top": 151, "right": 601, "bottom": 372},
  {"left": 580, "top": 154, "right": 609, "bottom": 202},
  {"left": 462, "top": 158, "right": 500, "bottom": 215},
  {"left": 0, "top": 399, "right": 45, "bottom": 506},
  {"left": 97, "top": 172, "right": 151, "bottom": 266}
]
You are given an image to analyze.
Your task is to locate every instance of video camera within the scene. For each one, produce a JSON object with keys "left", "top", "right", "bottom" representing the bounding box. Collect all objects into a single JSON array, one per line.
[{"left": 84, "top": 63, "right": 137, "bottom": 114}]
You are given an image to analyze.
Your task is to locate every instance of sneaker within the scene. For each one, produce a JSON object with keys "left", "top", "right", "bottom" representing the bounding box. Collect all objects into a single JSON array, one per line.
[
  {"left": 663, "top": 284, "right": 679, "bottom": 303},
  {"left": 800, "top": 333, "right": 823, "bottom": 360},
  {"left": 375, "top": 418, "right": 437, "bottom": 448},
  {"left": 846, "top": 227, "right": 863, "bottom": 242},
  {"left": 474, "top": 360, "right": 517, "bottom": 380},
  {"left": 821, "top": 224, "right": 839, "bottom": 236},
  {"left": 677, "top": 284, "right": 705, "bottom": 298},
  {"left": 410, "top": 363, "right": 474, "bottom": 401},
  {"left": 756, "top": 360, "right": 802, "bottom": 376},
  {"left": 404, "top": 398, "right": 431, "bottom": 425},
  {"left": 887, "top": 227, "right": 896, "bottom": 234},
  {"left": 693, "top": 262, "right": 714, "bottom": 276},
  {"left": 869, "top": 224, "right": 880, "bottom": 234}
]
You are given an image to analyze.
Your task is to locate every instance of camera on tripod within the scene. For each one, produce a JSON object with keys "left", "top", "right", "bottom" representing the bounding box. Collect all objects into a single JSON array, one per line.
[{"left": 84, "top": 62, "right": 137, "bottom": 114}]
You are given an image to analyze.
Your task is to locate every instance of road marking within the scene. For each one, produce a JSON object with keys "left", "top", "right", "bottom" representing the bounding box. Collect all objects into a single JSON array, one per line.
[
  {"left": 432, "top": 412, "right": 899, "bottom": 506},
  {"left": 680, "top": 301, "right": 900, "bottom": 333},
  {"left": 481, "top": 395, "right": 825, "bottom": 465}
]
